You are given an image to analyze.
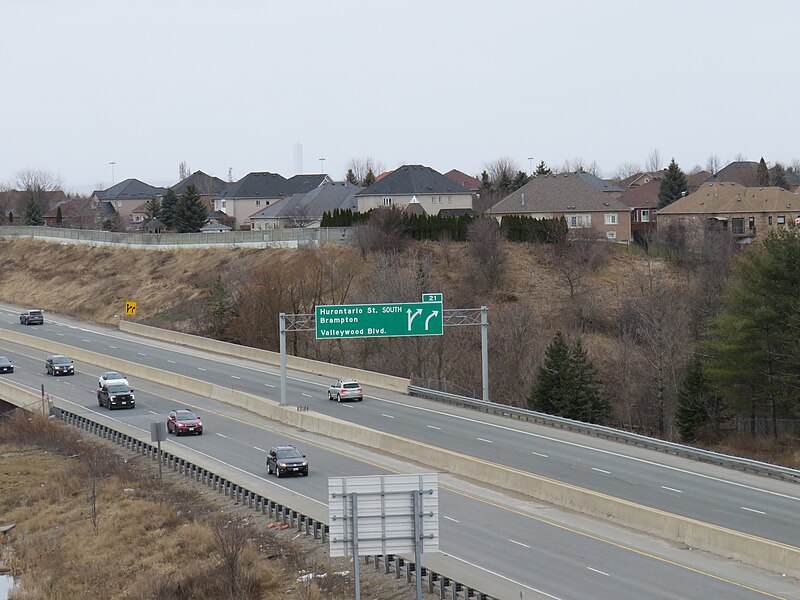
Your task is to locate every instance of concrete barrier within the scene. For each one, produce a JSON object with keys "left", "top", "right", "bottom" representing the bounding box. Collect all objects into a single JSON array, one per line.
[
  {"left": 2, "top": 328, "right": 798, "bottom": 577},
  {"left": 118, "top": 320, "right": 410, "bottom": 393}
]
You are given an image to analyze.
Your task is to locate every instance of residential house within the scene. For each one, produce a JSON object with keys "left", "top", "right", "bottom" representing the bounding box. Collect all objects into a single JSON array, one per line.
[
  {"left": 171, "top": 170, "right": 227, "bottom": 213},
  {"left": 618, "top": 170, "right": 663, "bottom": 189},
  {"left": 487, "top": 171, "right": 631, "bottom": 242},
  {"left": 618, "top": 179, "right": 659, "bottom": 240},
  {"left": 355, "top": 164, "right": 473, "bottom": 215},
  {"left": 709, "top": 161, "right": 800, "bottom": 188},
  {"left": 213, "top": 172, "right": 329, "bottom": 229},
  {"left": 249, "top": 181, "right": 361, "bottom": 230},
  {"left": 91, "top": 179, "right": 165, "bottom": 227},
  {"left": 0, "top": 189, "right": 68, "bottom": 224},
  {"left": 657, "top": 182, "right": 800, "bottom": 251},
  {"left": 444, "top": 169, "right": 481, "bottom": 192}
]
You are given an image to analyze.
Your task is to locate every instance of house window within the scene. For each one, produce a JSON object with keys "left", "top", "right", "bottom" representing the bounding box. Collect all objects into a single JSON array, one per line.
[
  {"left": 731, "top": 218, "right": 745, "bottom": 234},
  {"left": 604, "top": 213, "right": 617, "bottom": 225},
  {"left": 567, "top": 214, "right": 591, "bottom": 228},
  {"left": 641, "top": 209, "right": 650, "bottom": 222},
  {"left": 255, "top": 200, "right": 261, "bottom": 206},
  {"left": 383, "top": 197, "right": 393, "bottom": 206},
  {"left": 778, "top": 215, "right": 786, "bottom": 225},
  {"left": 221, "top": 200, "right": 227, "bottom": 209},
  {"left": 748, "top": 217, "right": 755, "bottom": 230},
  {"left": 606, "top": 231, "right": 617, "bottom": 240},
  {"left": 769, "top": 216, "right": 773, "bottom": 225},
  {"left": 439, "top": 196, "right": 443, "bottom": 203}
]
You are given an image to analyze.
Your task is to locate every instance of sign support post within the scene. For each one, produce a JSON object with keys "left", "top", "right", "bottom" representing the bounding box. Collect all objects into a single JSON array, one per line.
[
  {"left": 481, "top": 306, "right": 489, "bottom": 402},
  {"left": 279, "top": 312, "right": 287, "bottom": 406}
]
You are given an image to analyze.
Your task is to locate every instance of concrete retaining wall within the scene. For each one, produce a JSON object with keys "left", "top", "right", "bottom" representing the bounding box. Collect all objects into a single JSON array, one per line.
[
  {"left": 118, "top": 320, "right": 410, "bottom": 393},
  {"left": 2, "top": 327, "right": 798, "bottom": 577}
]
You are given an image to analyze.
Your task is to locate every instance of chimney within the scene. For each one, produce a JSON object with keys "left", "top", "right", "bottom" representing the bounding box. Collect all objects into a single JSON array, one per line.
[{"left": 521, "top": 193, "right": 525, "bottom": 206}]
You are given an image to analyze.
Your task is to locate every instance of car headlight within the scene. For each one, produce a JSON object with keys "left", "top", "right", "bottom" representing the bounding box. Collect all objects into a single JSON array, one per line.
[
  {"left": 301, "top": 461, "right": 308, "bottom": 467},
  {"left": 278, "top": 462, "right": 287, "bottom": 468}
]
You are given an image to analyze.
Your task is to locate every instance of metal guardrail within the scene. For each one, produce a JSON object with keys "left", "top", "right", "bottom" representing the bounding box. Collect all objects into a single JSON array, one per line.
[
  {"left": 53, "top": 407, "right": 496, "bottom": 600},
  {"left": 407, "top": 385, "right": 800, "bottom": 484}
]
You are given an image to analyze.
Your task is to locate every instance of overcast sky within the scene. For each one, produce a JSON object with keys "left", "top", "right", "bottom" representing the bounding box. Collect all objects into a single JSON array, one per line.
[{"left": 2, "top": 0, "right": 798, "bottom": 192}]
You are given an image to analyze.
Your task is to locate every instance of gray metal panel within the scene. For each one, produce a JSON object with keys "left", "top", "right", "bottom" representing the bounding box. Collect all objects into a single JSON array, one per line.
[{"left": 329, "top": 473, "right": 439, "bottom": 557}]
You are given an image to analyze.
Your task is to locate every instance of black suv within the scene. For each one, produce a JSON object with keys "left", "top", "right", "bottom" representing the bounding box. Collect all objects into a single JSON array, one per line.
[
  {"left": 266, "top": 445, "right": 308, "bottom": 478},
  {"left": 20, "top": 310, "right": 44, "bottom": 325},
  {"left": 45, "top": 355, "right": 74, "bottom": 376},
  {"left": 97, "top": 383, "right": 135, "bottom": 410}
]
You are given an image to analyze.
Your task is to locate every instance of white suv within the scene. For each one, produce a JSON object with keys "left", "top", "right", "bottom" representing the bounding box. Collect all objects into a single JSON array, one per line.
[{"left": 327, "top": 379, "right": 363, "bottom": 402}]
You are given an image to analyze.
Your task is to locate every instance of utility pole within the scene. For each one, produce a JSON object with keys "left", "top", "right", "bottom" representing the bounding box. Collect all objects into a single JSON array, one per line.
[
  {"left": 319, "top": 157, "right": 326, "bottom": 173},
  {"left": 109, "top": 161, "right": 117, "bottom": 185}
]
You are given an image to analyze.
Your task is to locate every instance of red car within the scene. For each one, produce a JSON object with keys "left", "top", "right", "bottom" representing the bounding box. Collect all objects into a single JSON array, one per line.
[{"left": 167, "top": 409, "right": 203, "bottom": 436}]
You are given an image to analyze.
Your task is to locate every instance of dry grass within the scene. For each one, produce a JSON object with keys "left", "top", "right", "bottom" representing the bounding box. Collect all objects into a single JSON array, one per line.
[{"left": 0, "top": 412, "right": 415, "bottom": 600}]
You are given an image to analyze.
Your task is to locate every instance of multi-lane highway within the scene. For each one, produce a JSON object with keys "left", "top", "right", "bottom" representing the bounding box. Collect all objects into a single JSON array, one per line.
[{"left": 0, "top": 304, "right": 798, "bottom": 599}]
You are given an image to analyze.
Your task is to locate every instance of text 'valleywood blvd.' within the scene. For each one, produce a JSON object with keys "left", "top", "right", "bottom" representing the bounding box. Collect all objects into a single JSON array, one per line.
[{"left": 315, "top": 301, "right": 443, "bottom": 339}]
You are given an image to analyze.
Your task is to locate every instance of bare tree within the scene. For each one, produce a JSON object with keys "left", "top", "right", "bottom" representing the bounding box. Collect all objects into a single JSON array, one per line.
[
  {"left": 734, "top": 152, "right": 748, "bottom": 162},
  {"left": 211, "top": 516, "right": 249, "bottom": 598},
  {"left": 789, "top": 158, "right": 800, "bottom": 174},
  {"left": 345, "top": 157, "right": 386, "bottom": 184},
  {"left": 178, "top": 161, "right": 191, "bottom": 181},
  {"left": 559, "top": 157, "right": 584, "bottom": 173},
  {"left": 614, "top": 161, "right": 642, "bottom": 182},
  {"left": 645, "top": 149, "right": 662, "bottom": 172},
  {"left": 0, "top": 181, "right": 12, "bottom": 224},
  {"left": 705, "top": 154, "right": 721, "bottom": 175},
  {"left": 15, "top": 168, "right": 63, "bottom": 213},
  {"left": 584, "top": 160, "right": 601, "bottom": 177},
  {"left": 484, "top": 156, "right": 520, "bottom": 187},
  {"left": 465, "top": 217, "right": 508, "bottom": 293},
  {"left": 551, "top": 234, "right": 608, "bottom": 299},
  {"left": 67, "top": 194, "right": 96, "bottom": 229}
]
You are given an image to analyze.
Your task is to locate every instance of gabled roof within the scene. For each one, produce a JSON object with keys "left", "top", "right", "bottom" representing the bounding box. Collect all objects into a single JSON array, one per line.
[
  {"left": 488, "top": 172, "right": 627, "bottom": 215},
  {"left": 217, "top": 172, "right": 328, "bottom": 199},
  {"left": 658, "top": 182, "right": 800, "bottom": 215},
  {"left": 618, "top": 171, "right": 663, "bottom": 189},
  {"left": 686, "top": 170, "right": 712, "bottom": 191},
  {"left": 618, "top": 179, "right": 660, "bottom": 210},
  {"left": 444, "top": 169, "right": 481, "bottom": 191},
  {"left": 93, "top": 178, "right": 166, "bottom": 200},
  {"left": 355, "top": 165, "right": 470, "bottom": 197},
  {"left": 172, "top": 171, "right": 226, "bottom": 196},
  {"left": 249, "top": 181, "right": 361, "bottom": 220},
  {"left": 710, "top": 161, "right": 759, "bottom": 186}
]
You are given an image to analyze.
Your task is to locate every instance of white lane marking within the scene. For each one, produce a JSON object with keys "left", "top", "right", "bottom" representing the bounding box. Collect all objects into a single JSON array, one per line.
[
  {"left": 216, "top": 433, "right": 227, "bottom": 438},
  {"left": 109, "top": 345, "right": 117, "bottom": 349},
  {"left": 661, "top": 486, "right": 683, "bottom": 494},
  {"left": 509, "top": 539, "right": 531, "bottom": 548},
  {"left": 370, "top": 396, "right": 800, "bottom": 504},
  {"left": 148, "top": 410, "right": 158, "bottom": 415},
  {"left": 167, "top": 360, "right": 176, "bottom": 364},
  {"left": 137, "top": 352, "right": 146, "bottom": 356},
  {"left": 302, "top": 393, "right": 313, "bottom": 398},
  {"left": 477, "top": 437, "right": 493, "bottom": 444},
  {"left": 381, "top": 413, "right": 395, "bottom": 419},
  {"left": 427, "top": 425, "right": 441, "bottom": 430},
  {"left": 197, "top": 367, "right": 207, "bottom": 371},
  {"left": 592, "top": 468, "right": 611, "bottom": 474},
  {"left": 56, "top": 333, "right": 64, "bottom": 336},
  {"left": 532, "top": 451, "right": 549, "bottom": 458},
  {"left": 82, "top": 339, "right": 91, "bottom": 343},
  {"left": 342, "top": 404, "right": 353, "bottom": 408},
  {"left": 231, "top": 375, "right": 241, "bottom": 379},
  {"left": 587, "top": 567, "right": 610, "bottom": 577},
  {"left": 254, "top": 446, "right": 266, "bottom": 452},
  {"left": 265, "top": 383, "right": 276, "bottom": 388},
  {"left": 443, "top": 515, "right": 460, "bottom": 523},
  {"left": 740, "top": 506, "right": 766, "bottom": 515}
]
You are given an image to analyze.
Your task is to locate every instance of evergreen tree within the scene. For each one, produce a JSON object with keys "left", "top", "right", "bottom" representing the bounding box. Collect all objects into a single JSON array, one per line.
[
  {"left": 56, "top": 206, "right": 63, "bottom": 226},
  {"left": 161, "top": 187, "right": 177, "bottom": 230},
  {"left": 676, "top": 356, "right": 729, "bottom": 442},
  {"left": 564, "top": 339, "right": 612, "bottom": 424},
  {"left": 510, "top": 170, "right": 530, "bottom": 192},
  {"left": 658, "top": 159, "right": 688, "bottom": 209},
  {"left": 528, "top": 331, "right": 572, "bottom": 416},
  {"left": 173, "top": 183, "right": 208, "bottom": 233},
  {"left": 363, "top": 169, "right": 376, "bottom": 187},
  {"left": 756, "top": 157, "right": 770, "bottom": 186},
  {"left": 771, "top": 162, "right": 790, "bottom": 190},
  {"left": 345, "top": 169, "right": 358, "bottom": 185},
  {"left": 144, "top": 196, "right": 162, "bottom": 221},
  {"left": 23, "top": 194, "right": 44, "bottom": 225},
  {"left": 535, "top": 161, "right": 552, "bottom": 176}
]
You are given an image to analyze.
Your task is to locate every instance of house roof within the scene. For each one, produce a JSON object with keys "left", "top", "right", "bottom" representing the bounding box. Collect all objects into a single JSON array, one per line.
[
  {"left": 658, "top": 182, "right": 800, "bottom": 215},
  {"left": 355, "top": 165, "right": 470, "bottom": 197},
  {"left": 217, "top": 172, "right": 327, "bottom": 199},
  {"left": 618, "top": 171, "right": 663, "bottom": 189},
  {"left": 403, "top": 198, "right": 427, "bottom": 216},
  {"left": 438, "top": 208, "right": 477, "bottom": 217},
  {"left": 488, "top": 172, "right": 628, "bottom": 215},
  {"left": 93, "top": 178, "right": 166, "bottom": 201},
  {"left": 709, "top": 161, "right": 759, "bottom": 187},
  {"left": 249, "top": 181, "right": 361, "bottom": 220},
  {"left": 686, "top": 170, "right": 712, "bottom": 191},
  {"left": 617, "top": 179, "right": 660, "bottom": 210},
  {"left": 444, "top": 169, "right": 481, "bottom": 191},
  {"left": 172, "top": 171, "right": 226, "bottom": 196},
  {"left": 200, "top": 222, "right": 232, "bottom": 232}
]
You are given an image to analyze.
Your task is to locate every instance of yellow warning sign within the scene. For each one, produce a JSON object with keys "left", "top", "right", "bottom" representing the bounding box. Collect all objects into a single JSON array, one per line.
[{"left": 125, "top": 302, "right": 137, "bottom": 315}]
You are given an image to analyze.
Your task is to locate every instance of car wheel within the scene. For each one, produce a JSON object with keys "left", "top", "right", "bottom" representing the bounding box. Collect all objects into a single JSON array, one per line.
[
  {"left": 267, "top": 463, "right": 272, "bottom": 474},
  {"left": 175, "top": 429, "right": 180, "bottom": 437},
  {"left": 337, "top": 394, "right": 342, "bottom": 402},
  {"left": 328, "top": 392, "right": 332, "bottom": 400},
  {"left": 303, "top": 470, "right": 309, "bottom": 477},
  {"left": 275, "top": 467, "right": 282, "bottom": 478},
  {"left": 197, "top": 431, "right": 202, "bottom": 436}
]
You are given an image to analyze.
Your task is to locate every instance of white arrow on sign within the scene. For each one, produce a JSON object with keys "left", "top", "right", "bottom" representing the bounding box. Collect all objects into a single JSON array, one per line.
[
  {"left": 424, "top": 310, "right": 439, "bottom": 331},
  {"left": 407, "top": 308, "right": 423, "bottom": 329}
]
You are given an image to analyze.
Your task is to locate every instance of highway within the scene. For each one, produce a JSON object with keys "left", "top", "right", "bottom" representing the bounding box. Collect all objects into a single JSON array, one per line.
[{"left": 0, "top": 307, "right": 798, "bottom": 599}]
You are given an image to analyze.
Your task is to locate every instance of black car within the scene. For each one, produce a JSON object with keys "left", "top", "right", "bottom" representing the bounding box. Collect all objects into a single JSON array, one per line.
[
  {"left": 20, "top": 309, "right": 44, "bottom": 325},
  {"left": 266, "top": 445, "right": 308, "bottom": 478},
  {"left": 97, "top": 384, "right": 135, "bottom": 410},
  {"left": 45, "top": 355, "right": 74, "bottom": 376},
  {"left": 0, "top": 357, "right": 13, "bottom": 374}
]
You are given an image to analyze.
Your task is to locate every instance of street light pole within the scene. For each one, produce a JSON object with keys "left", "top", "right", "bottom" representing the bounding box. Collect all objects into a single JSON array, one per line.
[
  {"left": 109, "top": 161, "right": 117, "bottom": 185},
  {"left": 319, "top": 157, "right": 326, "bottom": 173},
  {"left": 527, "top": 157, "right": 534, "bottom": 175}
]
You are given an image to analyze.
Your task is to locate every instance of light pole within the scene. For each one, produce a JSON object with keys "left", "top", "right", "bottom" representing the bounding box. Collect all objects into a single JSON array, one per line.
[
  {"left": 319, "top": 157, "right": 326, "bottom": 173},
  {"left": 527, "top": 157, "right": 534, "bottom": 175},
  {"left": 109, "top": 161, "right": 117, "bottom": 185}
]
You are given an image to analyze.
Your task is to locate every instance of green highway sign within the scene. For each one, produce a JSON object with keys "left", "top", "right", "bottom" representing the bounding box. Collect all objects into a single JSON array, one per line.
[
  {"left": 422, "top": 293, "right": 443, "bottom": 303},
  {"left": 316, "top": 301, "right": 443, "bottom": 339}
]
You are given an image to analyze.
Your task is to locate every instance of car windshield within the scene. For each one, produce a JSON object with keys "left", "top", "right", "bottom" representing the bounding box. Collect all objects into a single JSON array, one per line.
[
  {"left": 107, "top": 384, "right": 129, "bottom": 393},
  {"left": 176, "top": 413, "right": 198, "bottom": 421},
  {"left": 277, "top": 448, "right": 302, "bottom": 459},
  {"left": 104, "top": 372, "right": 123, "bottom": 380},
  {"left": 343, "top": 383, "right": 360, "bottom": 389},
  {"left": 52, "top": 357, "right": 71, "bottom": 365},
  {"left": 0, "top": 357, "right": 10, "bottom": 365}
]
